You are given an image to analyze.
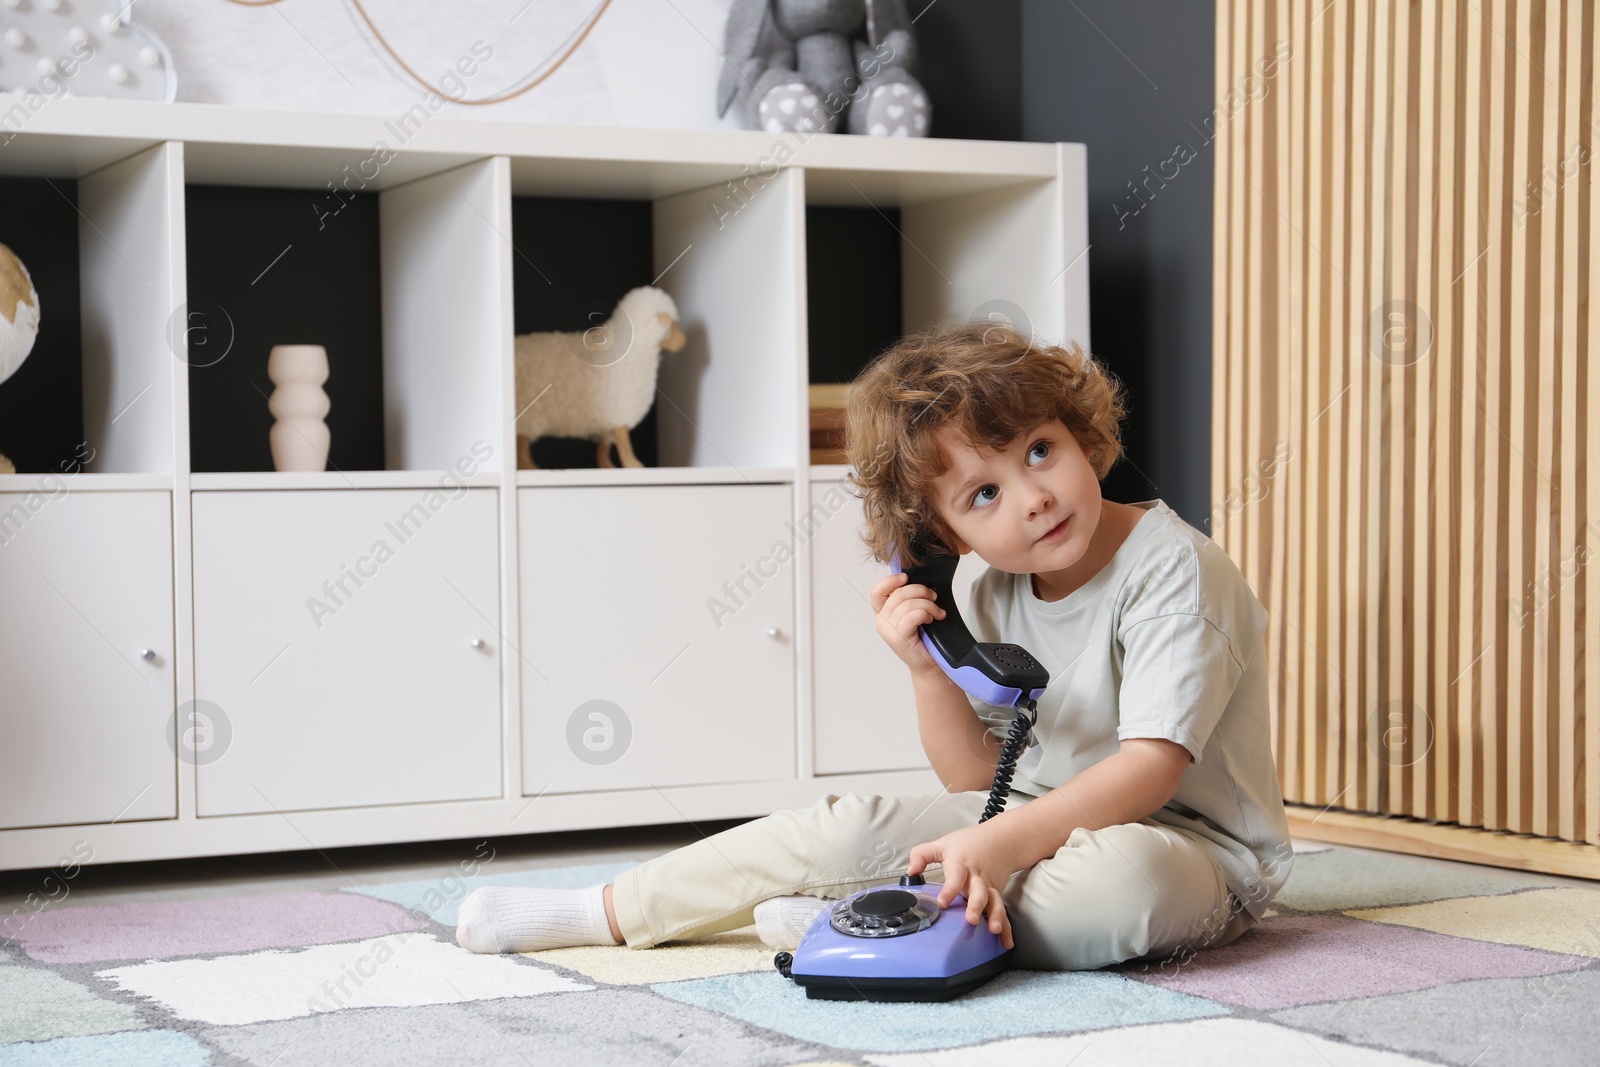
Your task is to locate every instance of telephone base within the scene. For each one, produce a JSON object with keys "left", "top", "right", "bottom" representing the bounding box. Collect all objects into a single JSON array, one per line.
[
  {"left": 789, "top": 951, "right": 1011, "bottom": 1001},
  {"left": 780, "top": 881, "right": 1013, "bottom": 1002}
]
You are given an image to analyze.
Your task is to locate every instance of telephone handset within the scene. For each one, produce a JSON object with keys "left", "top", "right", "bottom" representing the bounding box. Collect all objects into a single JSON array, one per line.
[
  {"left": 888, "top": 533, "right": 1050, "bottom": 710},
  {"left": 888, "top": 531, "right": 1049, "bottom": 823}
]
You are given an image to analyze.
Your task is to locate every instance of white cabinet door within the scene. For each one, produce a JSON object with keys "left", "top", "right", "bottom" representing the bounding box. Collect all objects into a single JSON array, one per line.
[
  {"left": 810, "top": 480, "right": 985, "bottom": 775},
  {"left": 192, "top": 489, "right": 501, "bottom": 816},
  {"left": 0, "top": 490, "right": 175, "bottom": 829},
  {"left": 519, "top": 484, "right": 795, "bottom": 794}
]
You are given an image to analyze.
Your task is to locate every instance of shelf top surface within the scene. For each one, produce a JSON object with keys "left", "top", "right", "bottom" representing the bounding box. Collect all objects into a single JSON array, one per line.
[{"left": 0, "top": 96, "right": 1071, "bottom": 201}]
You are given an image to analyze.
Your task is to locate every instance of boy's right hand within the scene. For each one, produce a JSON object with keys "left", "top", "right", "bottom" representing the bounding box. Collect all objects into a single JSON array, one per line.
[{"left": 870, "top": 571, "right": 947, "bottom": 677}]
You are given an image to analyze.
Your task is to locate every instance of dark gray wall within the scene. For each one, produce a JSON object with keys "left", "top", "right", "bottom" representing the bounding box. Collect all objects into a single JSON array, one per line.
[
  {"left": 1018, "top": 0, "right": 1217, "bottom": 532},
  {"left": 915, "top": 1, "right": 1023, "bottom": 142},
  {"left": 917, "top": 0, "right": 1217, "bottom": 530}
]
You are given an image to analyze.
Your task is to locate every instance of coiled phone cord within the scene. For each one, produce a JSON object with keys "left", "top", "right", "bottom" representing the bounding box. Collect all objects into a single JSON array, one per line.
[{"left": 978, "top": 697, "right": 1038, "bottom": 824}]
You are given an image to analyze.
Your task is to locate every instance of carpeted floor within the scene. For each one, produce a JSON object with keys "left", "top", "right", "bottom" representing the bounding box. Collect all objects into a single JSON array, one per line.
[{"left": 2, "top": 840, "right": 1597, "bottom": 1065}]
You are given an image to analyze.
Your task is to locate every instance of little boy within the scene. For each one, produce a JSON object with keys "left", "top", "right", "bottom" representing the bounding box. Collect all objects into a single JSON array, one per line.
[{"left": 457, "top": 321, "right": 1292, "bottom": 970}]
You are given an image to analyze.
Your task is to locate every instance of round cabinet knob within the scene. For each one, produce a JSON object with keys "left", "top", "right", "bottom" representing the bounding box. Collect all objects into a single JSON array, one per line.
[
  {"left": 139, "top": 648, "right": 157, "bottom": 662},
  {"left": 765, "top": 627, "right": 780, "bottom": 639},
  {"left": 469, "top": 637, "right": 485, "bottom": 650}
]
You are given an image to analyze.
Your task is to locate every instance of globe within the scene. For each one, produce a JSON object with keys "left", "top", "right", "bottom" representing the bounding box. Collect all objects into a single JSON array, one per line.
[{"left": 0, "top": 241, "right": 40, "bottom": 387}]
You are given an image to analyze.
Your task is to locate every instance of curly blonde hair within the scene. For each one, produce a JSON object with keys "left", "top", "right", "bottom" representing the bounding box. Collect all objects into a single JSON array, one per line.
[{"left": 844, "top": 320, "right": 1128, "bottom": 569}]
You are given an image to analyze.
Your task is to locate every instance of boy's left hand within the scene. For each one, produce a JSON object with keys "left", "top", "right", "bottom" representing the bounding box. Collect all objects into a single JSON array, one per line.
[{"left": 906, "top": 824, "right": 1024, "bottom": 949}]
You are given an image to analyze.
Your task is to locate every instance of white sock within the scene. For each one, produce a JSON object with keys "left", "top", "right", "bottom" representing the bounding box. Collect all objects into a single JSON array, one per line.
[
  {"left": 754, "top": 894, "right": 835, "bottom": 951},
  {"left": 455, "top": 884, "right": 619, "bottom": 953}
]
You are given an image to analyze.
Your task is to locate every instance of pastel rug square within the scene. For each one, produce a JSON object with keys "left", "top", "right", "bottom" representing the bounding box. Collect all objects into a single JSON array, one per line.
[
  {"left": 1272, "top": 849, "right": 1546, "bottom": 912},
  {"left": 96, "top": 932, "right": 592, "bottom": 1025},
  {"left": 652, "top": 969, "right": 1226, "bottom": 1052},
  {"left": 0, "top": 1030, "right": 211, "bottom": 1067},
  {"left": 521, "top": 926, "right": 775, "bottom": 984},
  {"left": 0, "top": 965, "right": 145, "bottom": 1043},
  {"left": 1347, "top": 887, "right": 1600, "bottom": 957},
  {"left": 1125, "top": 913, "right": 1589, "bottom": 1010},
  {"left": 199, "top": 990, "right": 843, "bottom": 1067},
  {"left": 347, "top": 861, "right": 634, "bottom": 925},
  {"left": 1272, "top": 969, "right": 1600, "bottom": 1067},
  {"left": 862, "top": 1017, "right": 1438, "bottom": 1066},
  {"left": 12, "top": 891, "right": 427, "bottom": 964}
]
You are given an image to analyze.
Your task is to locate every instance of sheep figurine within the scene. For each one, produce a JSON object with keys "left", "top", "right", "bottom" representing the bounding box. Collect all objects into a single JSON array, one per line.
[{"left": 514, "top": 285, "right": 687, "bottom": 469}]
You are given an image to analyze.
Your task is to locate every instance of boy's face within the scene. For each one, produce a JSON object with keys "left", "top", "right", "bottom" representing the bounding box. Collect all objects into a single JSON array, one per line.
[{"left": 927, "top": 417, "right": 1104, "bottom": 576}]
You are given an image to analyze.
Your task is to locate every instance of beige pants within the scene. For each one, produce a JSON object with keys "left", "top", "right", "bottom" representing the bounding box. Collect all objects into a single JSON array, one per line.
[{"left": 610, "top": 788, "right": 1257, "bottom": 971}]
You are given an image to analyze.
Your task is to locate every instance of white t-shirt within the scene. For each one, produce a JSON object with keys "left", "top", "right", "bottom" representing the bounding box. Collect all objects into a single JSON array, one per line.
[{"left": 963, "top": 498, "right": 1293, "bottom": 918}]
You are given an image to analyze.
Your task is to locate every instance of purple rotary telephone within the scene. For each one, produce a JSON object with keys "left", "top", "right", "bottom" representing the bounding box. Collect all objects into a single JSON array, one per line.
[{"left": 774, "top": 532, "right": 1050, "bottom": 1001}]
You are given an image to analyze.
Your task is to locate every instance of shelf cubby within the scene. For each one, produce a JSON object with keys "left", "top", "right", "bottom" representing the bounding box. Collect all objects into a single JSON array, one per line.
[
  {"left": 801, "top": 146, "right": 1092, "bottom": 372},
  {"left": 183, "top": 181, "right": 385, "bottom": 473},
  {"left": 0, "top": 142, "right": 179, "bottom": 477},
  {"left": 507, "top": 159, "right": 803, "bottom": 474},
  {"left": 805, "top": 203, "right": 904, "bottom": 386},
  {"left": 182, "top": 152, "right": 508, "bottom": 475},
  {"left": 378, "top": 156, "right": 507, "bottom": 473},
  {"left": 508, "top": 193, "right": 660, "bottom": 471},
  {"left": 0, "top": 174, "right": 83, "bottom": 475}
]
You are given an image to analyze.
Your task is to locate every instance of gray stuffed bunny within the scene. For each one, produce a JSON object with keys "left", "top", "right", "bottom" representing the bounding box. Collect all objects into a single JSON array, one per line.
[{"left": 716, "top": 0, "right": 932, "bottom": 136}]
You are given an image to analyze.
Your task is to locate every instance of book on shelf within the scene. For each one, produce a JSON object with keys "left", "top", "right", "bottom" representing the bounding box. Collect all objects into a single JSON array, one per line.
[{"left": 809, "top": 383, "right": 850, "bottom": 465}]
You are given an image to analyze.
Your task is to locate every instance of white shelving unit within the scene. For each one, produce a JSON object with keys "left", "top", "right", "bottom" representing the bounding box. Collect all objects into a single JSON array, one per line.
[{"left": 0, "top": 97, "right": 1089, "bottom": 871}]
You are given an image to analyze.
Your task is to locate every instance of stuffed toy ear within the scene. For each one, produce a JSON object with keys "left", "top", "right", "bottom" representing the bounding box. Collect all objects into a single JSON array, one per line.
[{"left": 717, "top": 0, "right": 773, "bottom": 118}]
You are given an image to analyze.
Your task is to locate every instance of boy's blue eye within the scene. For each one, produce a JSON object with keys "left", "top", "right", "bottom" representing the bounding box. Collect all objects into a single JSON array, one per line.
[
  {"left": 970, "top": 484, "right": 998, "bottom": 508},
  {"left": 960, "top": 441, "right": 1049, "bottom": 511}
]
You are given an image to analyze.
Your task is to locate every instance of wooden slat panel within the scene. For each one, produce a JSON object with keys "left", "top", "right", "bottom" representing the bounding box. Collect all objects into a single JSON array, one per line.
[
  {"left": 1530, "top": 0, "right": 1561, "bottom": 839},
  {"left": 1367, "top": 0, "right": 1392, "bottom": 814},
  {"left": 1524, "top": 0, "right": 1549, "bottom": 836},
  {"left": 1324, "top": 0, "right": 1352, "bottom": 807},
  {"left": 1430, "top": 0, "right": 1460, "bottom": 826},
  {"left": 1301, "top": 0, "right": 1328, "bottom": 807},
  {"left": 1456, "top": 0, "right": 1486, "bottom": 828},
  {"left": 1247, "top": 0, "right": 1272, "bottom": 771},
  {"left": 1481, "top": 0, "right": 1511, "bottom": 831},
  {"left": 1346, "top": 0, "right": 1374, "bottom": 812},
  {"left": 1504, "top": 0, "right": 1535, "bottom": 834},
  {"left": 1348, "top": 0, "right": 1369, "bottom": 810},
  {"left": 1276, "top": 0, "right": 1299, "bottom": 805},
  {"left": 1554, "top": 0, "right": 1584, "bottom": 844},
  {"left": 1586, "top": 0, "right": 1599, "bottom": 848},
  {"left": 1213, "top": 0, "right": 1600, "bottom": 863},
  {"left": 1387, "top": 0, "right": 1411, "bottom": 817},
  {"left": 1412, "top": 0, "right": 1438, "bottom": 821}
]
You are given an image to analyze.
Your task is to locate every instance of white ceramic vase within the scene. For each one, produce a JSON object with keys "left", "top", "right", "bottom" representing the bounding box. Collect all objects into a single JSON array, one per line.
[{"left": 267, "top": 344, "right": 331, "bottom": 473}]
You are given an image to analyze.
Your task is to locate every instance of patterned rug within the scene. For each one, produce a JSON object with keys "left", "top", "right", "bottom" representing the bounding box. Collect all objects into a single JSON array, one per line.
[{"left": 2, "top": 842, "right": 1597, "bottom": 1066}]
